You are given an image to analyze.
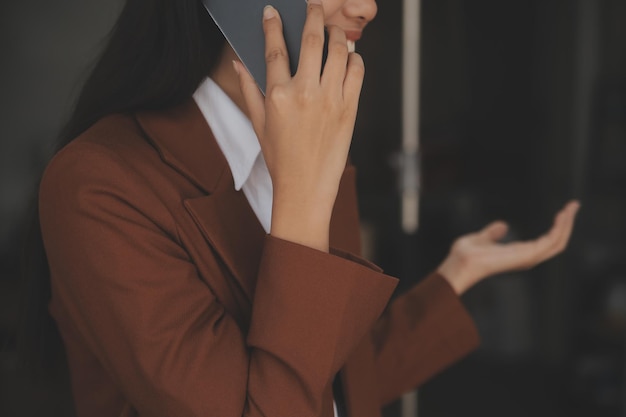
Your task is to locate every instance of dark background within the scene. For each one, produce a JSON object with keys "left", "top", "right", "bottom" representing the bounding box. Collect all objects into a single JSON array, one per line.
[{"left": 1, "top": 0, "right": 626, "bottom": 416}]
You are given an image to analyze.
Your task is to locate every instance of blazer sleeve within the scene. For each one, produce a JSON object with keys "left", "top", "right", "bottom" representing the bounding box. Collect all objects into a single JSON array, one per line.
[
  {"left": 372, "top": 273, "right": 480, "bottom": 405},
  {"left": 39, "top": 143, "right": 398, "bottom": 417}
]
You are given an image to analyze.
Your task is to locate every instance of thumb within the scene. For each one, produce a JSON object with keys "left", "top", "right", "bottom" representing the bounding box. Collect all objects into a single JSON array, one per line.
[
  {"left": 479, "top": 221, "right": 509, "bottom": 242},
  {"left": 233, "top": 60, "right": 266, "bottom": 138}
]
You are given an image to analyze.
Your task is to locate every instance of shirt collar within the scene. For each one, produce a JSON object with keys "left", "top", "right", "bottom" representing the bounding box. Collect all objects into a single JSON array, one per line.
[{"left": 193, "top": 77, "right": 261, "bottom": 191}]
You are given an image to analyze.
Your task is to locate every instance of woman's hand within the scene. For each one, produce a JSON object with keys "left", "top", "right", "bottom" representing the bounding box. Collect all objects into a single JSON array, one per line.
[
  {"left": 437, "top": 200, "right": 581, "bottom": 295},
  {"left": 233, "top": 1, "right": 364, "bottom": 252}
]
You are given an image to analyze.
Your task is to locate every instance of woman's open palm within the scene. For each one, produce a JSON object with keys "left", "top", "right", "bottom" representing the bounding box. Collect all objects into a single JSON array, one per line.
[{"left": 438, "top": 201, "right": 581, "bottom": 294}]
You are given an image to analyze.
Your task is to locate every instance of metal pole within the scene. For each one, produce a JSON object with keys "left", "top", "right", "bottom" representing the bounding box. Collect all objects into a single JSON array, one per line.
[
  {"left": 400, "top": 0, "right": 421, "bottom": 234},
  {"left": 400, "top": 0, "right": 421, "bottom": 415}
]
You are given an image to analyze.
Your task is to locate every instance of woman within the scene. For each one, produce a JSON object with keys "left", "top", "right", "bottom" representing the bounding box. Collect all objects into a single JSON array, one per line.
[{"left": 29, "top": 0, "right": 579, "bottom": 416}]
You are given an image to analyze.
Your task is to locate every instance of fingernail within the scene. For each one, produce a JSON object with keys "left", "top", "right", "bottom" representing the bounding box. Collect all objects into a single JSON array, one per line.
[
  {"left": 264, "top": 5, "right": 277, "bottom": 20},
  {"left": 232, "top": 60, "right": 240, "bottom": 75}
]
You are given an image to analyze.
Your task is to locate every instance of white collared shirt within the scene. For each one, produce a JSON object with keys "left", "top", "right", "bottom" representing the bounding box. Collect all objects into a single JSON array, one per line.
[
  {"left": 193, "top": 77, "right": 273, "bottom": 233},
  {"left": 192, "top": 77, "right": 341, "bottom": 417}
]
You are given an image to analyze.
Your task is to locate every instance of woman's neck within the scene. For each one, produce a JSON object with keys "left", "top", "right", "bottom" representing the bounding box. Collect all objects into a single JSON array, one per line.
[{"left": 210, "top": 45, "right": 251, "bottom": 119}]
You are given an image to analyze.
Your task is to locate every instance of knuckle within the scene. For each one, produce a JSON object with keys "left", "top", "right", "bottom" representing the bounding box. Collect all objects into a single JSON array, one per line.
[
  {"left": 265, "top": 47, "right": 286, "bottom": 63},
  {"left": 296, "top": 88, "right": 316, "bottom": 105},
  {"left": 328, "top": 40, "right": 348, "bottom": 57},
  {"left": 303, "top": 33, "right": 324, "bottom": 49},
  {"left": 267, "top": 85, "right": 289, "bottom": 104}
]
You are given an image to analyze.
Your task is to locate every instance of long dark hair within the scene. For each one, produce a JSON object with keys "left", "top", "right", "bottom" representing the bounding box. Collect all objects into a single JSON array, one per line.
[{"left": 19, "top": 0, "right": 225, "bottom": 390}]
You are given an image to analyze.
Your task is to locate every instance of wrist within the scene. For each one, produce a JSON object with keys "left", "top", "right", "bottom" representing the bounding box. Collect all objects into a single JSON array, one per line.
[
  {"left": 270, "top": 192, "right": 333, "bottom": 253},
  {"left": 436, "top": 258, "right": 473, "bottom": 295}
]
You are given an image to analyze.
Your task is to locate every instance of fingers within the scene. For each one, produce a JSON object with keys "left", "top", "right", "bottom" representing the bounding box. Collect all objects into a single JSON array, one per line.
[
  {"left": 343, "top": 52, "right": 365, "bottom": 104},
  {"left": 546, "top": 201, "right": 580, "bottom": 255},
  {"left": 557, "top": 201, "right": 581, "bottom": 251},
  {"left": 476, "top": 200, "right": 580, "bottom": 274},
  {"left": 524, "top": 200, "right": 581, "bottom": 265},
  {"left": 321, "top": 25, "right": 349, "bottom": 90},
  {"left": 263, "top": 1, "right": 364, "bottom": 104},
  {"left": 296, "top": 0, "right": 326, "bottom": 83},
  {"left": 233, "top": 60, "right": 266, "bottom": 138},
  {"left": 320, "top": 26, "right": 365, "bottom": 104},
  {"left": 263, "top": 6, "right": 291, "bottom": 88}
]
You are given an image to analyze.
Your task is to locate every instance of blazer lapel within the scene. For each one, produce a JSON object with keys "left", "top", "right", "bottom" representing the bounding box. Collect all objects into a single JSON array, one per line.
[
  {"left": 183, "top": 190, "right": 265, "bottom": 303},
  {"left": 135, "top": 99, "right": 265, "bottom": 306},
  {"left": 135, "top": 99, "right": 227, "bottom": 194}
]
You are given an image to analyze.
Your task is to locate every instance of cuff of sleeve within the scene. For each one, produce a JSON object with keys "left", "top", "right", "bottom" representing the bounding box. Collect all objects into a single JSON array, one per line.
[
  {"left": 329, "top": 247, "right": 383, "bottom": 273},
  {"left": 374, "top": 271, "right": 480, "bottom": 404},
  {"left": 415, "top": 272, "right": 480, "bottom": 352},
  {"left": 248, "top": 235, "right": 399, "bottom": 380}
]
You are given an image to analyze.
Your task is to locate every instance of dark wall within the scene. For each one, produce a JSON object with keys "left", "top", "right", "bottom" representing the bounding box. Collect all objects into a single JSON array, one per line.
[
  {"left": 0, "top": 2, "right": 123, "bottom": 416},
  {"left": 355, "top": 1, "right": 626, "bottom": 417}
]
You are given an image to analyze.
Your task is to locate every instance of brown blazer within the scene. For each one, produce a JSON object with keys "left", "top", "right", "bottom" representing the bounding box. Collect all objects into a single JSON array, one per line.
[{"left": 39, "top": 99, "right": 479, "bottom": 417}]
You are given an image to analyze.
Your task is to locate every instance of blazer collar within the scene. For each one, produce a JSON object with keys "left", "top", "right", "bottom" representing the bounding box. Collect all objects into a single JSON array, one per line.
[{"left": 135, "top": 99, "right": 228, "bottom": 194}]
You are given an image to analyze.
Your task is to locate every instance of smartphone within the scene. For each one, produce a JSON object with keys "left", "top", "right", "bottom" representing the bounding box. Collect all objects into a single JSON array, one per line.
[{"left": 201, "top": 0, "right": 310, "bottom": 95}]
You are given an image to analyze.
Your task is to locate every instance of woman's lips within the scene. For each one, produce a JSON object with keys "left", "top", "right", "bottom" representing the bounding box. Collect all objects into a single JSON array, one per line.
[{"left": 344, "top": 30, "right": 363, "bottom": 42}]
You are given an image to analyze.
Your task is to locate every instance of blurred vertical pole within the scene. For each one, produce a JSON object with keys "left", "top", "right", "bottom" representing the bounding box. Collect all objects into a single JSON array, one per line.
[
  {"left": 623, "top": 335, "right": 626, "bottom": 417},
  {"left": 542, "top": 0, "right": 599, "bottom": 365},
  {"left": 400, "top": 0, "right": 421, "bottom": 415},
  {"left": 571, "top": 0, "right": 599, "bottom": 198},
  {"left": 400, "top": 0, "right": 421, "bottom": 235}
]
